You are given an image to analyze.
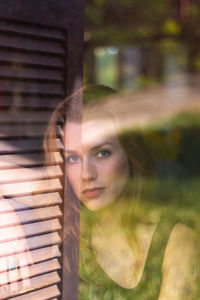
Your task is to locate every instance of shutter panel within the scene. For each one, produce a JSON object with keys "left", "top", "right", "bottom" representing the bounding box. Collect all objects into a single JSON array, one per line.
[{"left": 0, "top": 18, "right": 67, "bottom": 299}]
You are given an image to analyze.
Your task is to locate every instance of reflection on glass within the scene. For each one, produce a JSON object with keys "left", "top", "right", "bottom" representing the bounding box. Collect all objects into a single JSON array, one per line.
[{"left": 46, "top": 85, "right": 200, "bottom": 299}]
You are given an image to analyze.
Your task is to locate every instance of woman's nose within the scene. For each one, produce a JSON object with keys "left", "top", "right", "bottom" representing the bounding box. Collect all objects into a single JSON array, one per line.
[{"left": 82, "top": 157, "right": 97, "bottom": 181}]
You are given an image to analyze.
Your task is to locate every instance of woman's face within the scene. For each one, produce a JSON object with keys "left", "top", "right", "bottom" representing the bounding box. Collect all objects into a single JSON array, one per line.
[{"left": 64, "top": 117, "right": 130, "bottom": 211}]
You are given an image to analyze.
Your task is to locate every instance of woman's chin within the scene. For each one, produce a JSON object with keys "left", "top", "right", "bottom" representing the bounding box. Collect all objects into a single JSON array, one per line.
[{"left": 81, "top": 197, "right": 114, "bottom": 211}]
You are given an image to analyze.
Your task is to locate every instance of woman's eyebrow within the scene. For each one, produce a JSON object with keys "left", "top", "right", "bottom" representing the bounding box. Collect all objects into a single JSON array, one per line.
[
  {"left": 91, "top": 142, "right": 114, "bottom": 151},
  {"left": 64, "top": 142, "right": 114, "bottom": 153},
  {"left": 64, "top": 150, "right": 79, "bottom": 154}
]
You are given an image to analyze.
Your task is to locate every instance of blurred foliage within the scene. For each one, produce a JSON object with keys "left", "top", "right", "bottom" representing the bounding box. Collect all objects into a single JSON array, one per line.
[
  {"left": 134, "top": 75, "right": 158, "bottom": 89},
  {"left": 143, "top": 111, "right": 200, "bottom": 132},
  {"left": 83, "top": 84, "right": 116, "bottom": 105},
  {"left": 140, "top": 111, "right": 200, "bottom": 177},
  {"left": 188, "top": 4, "right": 200, "bottom": 21},
  {"left": 84, "top": 0, "right": 200, "bottom": 89},
  {"left": 85, "top": 0, "right": 200, "bottom": 45},
  {"left": 161, "top": 110, "right": 200, "bottom": 129},
  {"left": 95, "top": 48, "right": 118, "bottom": 88},
  {"left": 194, "top": 53, "right": 200, "bottom": 70},
  {"left": 144, "top": 130, "right": 181, "bottom": 161},
  {"left": 85, "top": 0, "right": 170, "bottom": 44},
  {"left": 162, "top": 19, "right": 181, "bottom": 36}
]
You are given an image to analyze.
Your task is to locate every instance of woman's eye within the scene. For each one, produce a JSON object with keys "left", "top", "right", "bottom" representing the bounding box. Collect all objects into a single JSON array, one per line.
[
  {"left": 96, "top": 149, "right": 111, "bottom": 158},
  {"left": 66, "top": 155, "right": 81, "bottom": 164}
]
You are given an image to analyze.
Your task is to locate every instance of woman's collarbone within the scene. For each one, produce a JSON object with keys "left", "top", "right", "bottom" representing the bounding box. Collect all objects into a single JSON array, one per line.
[{"left": 91, "top": 222, "right": 157, "bottom": 289}]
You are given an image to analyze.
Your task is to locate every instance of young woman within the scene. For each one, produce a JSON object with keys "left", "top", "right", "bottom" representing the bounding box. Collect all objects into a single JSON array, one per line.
[{"left": 45, "top": 85, "right": 200, "bottom": 299}]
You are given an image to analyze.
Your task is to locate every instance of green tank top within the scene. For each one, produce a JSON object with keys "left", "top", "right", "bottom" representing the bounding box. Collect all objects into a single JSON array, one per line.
[{"left": 78, "top": 213, "right": 175, "bottom": 300}]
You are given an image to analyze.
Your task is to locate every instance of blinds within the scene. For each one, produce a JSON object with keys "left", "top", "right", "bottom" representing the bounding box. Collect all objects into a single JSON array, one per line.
[{"left": 0, "top": 18, "right": 67, "bottom": 299}]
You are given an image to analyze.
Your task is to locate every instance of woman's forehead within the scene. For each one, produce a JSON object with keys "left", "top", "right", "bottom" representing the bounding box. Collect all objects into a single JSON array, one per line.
[{"left": 64, "top": 119, "right": 118, "bottom": 151}]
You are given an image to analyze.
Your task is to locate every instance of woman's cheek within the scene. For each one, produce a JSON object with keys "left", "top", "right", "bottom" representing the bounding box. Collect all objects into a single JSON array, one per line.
[
  {"left": 106, "top": 155, "right": 127, "bottom": 177},
  {"left": 106, "top": 153, "right": 129, "bottom": 191}
]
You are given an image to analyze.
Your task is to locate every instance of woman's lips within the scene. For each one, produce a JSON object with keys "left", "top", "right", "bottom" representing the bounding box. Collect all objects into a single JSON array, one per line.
[{"left": 82, "top": 187, "right": 105, "bottom": 198}]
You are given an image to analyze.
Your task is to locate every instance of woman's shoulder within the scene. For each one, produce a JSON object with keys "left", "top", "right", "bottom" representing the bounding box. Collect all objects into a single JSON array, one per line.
[
  {"left": 162, "top": 222, "right": 199, "bottom": 271},
  {"left": 163, "top": 222, "right": 200, "bottom": 267},
  {"left": 166, "top": 222, "right": 199, "bottom": 251},
  {"left": 159, "top": 222, "right": 200, "bottom": 299}
]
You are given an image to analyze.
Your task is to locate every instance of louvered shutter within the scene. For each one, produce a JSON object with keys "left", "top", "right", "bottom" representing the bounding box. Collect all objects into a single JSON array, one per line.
[{"left": 0, "top": 2, "right": 84, "bottom": 299}]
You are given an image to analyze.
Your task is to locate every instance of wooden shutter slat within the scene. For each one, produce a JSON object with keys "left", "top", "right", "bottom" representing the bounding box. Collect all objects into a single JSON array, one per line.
[
  {"left": 0, "top": 34, "right": 65, "bottom": 55},
  {"left": 0, "top": 271, "right": 60, "bottom": 299},
  {"left": 30, "top": 245, "right": 61, "bottom": 264},
  {"left": 27, "top": 232, "right": 61, "bottom": 249},
  {"left": 0, "top": 125, "right": 48, "bottom": 138},
  {"left": 0, "top": 125, "right": 62, "bottom": 138},
  {"left": 0, "top": 232, "right": 61, "bottom": 256},
  {"left": 11, "top": 284, "right": 61, "bottom": 300},
  {"left": 0, "top": 65, "right": 63, "bottom": 81},
  {"left": 3, "top": 245, "right": 61, "bottom": 267},
  {"left": 0, "top": 219, "right": 61, "bottom": 242},
  {"left": 0, "top": 49, "right": 64, "bottom": 68},
  {"left": 0, "top": 166, "right": 62, "bottom": 184},
  {"left": 0, "top": 178, "right": 62, "bottom": 197},
  {"left": 0, "top": 95, "right": 61, "bottom": 109},
  {"left": 0, "top": 152, "right": 63, "bottom": 169},
  {"left": 0, "top": 111, "right": 59, "bottom": 123},
  {"left": 0, "top": 139, "right": 63, "bottom": 154},
  {"left": 1, "top": 258, "right": 61, "bottom": 283},
  {"left": 0, "top": 79, "right": 64, "bottom": 96},
  {"left": 0, "top": 192, "right": 62, "bottom": 212},
  {"left": 0, "top": 21, "right": 65, "bottom": 41},
  {"left": 27, "top": 245, "right": 61, "bottom": 264},
  {"left": 0, "top": 206, "right": 62, "bottom": 227}
]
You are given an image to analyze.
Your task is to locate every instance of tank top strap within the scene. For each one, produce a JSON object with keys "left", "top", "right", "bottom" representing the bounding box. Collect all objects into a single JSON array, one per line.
[{"left": 133, "top": 218, "right": 176, "bottom": 298}]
